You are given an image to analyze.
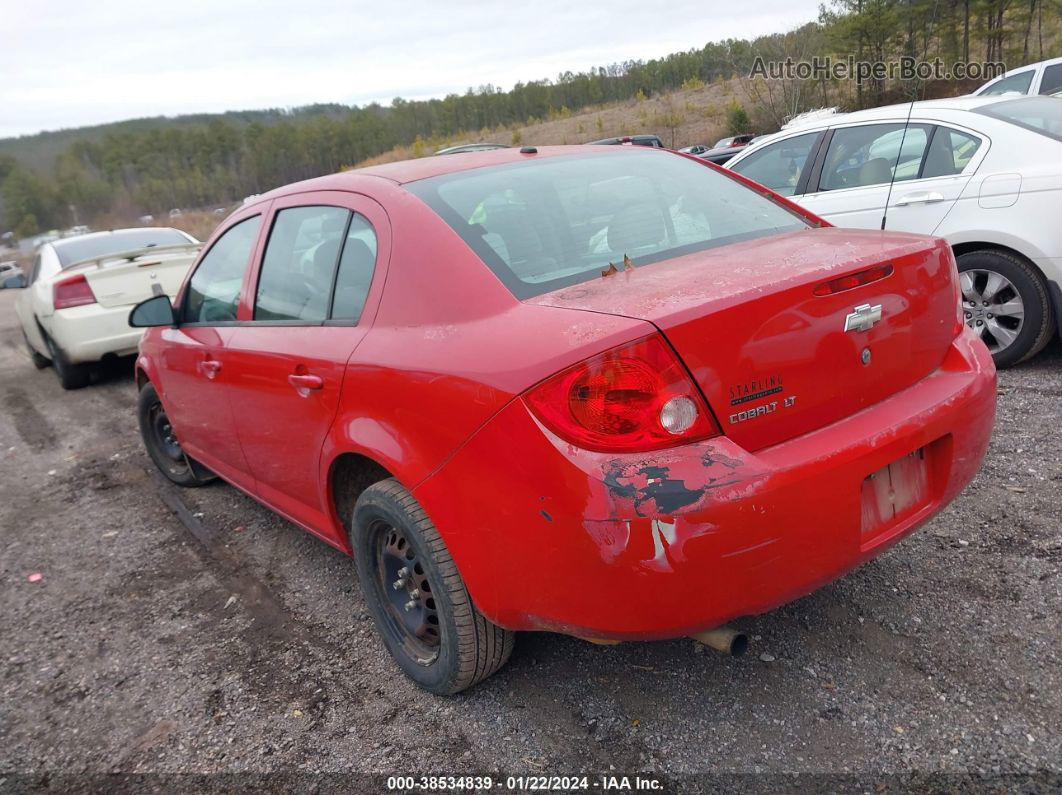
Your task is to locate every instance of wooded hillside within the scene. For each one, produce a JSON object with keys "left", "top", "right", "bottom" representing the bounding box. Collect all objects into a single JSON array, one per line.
[{"left": 2, "top": 0, "right": 1058, "bottom": 237}]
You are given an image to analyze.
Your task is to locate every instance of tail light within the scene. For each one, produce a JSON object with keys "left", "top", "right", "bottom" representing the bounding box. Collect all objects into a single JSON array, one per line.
[
  {"left": 53, "top": 273, "right": 97, "bottom": 309},
  {"left": 524, "top": 335, "right": 720, "bottom": 453}
]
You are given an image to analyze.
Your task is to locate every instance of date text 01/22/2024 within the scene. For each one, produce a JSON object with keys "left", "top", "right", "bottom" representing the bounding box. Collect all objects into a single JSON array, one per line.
[{"left": 385, "top": 774, "right": 665, "bottom": 791}]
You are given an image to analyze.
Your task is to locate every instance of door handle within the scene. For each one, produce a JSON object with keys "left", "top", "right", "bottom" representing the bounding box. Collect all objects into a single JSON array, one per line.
[
  {"left": 200, "top": 359, "right": 221, "bottom": 379},
  {"left": 893, "top": 191, "right": 945, "bottom": 206},
  {"left": 288, "top": 373, "right": 324, "bottom": 392}
]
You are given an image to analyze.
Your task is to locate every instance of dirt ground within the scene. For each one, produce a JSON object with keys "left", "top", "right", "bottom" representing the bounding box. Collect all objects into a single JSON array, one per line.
[{"left": 0, "top": 286, "right": 1059, "bottom": 794}]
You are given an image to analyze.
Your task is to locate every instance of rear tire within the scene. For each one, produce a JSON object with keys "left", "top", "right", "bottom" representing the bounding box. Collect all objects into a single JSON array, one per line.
[
  {"left": 23, "top": 330, "right": 50, "bottom": 370},
  {"left": 43, "top": 332, "right": 91, "bottom": 389},
  {"left": 137, "top": 383, "right": 215, "bottom": 487},
  {"left": 352, "top": 478, "right": 514, "bottom": 695},
  {"left": 956, "top": 249, "right": 1053, "bottom": 368}
]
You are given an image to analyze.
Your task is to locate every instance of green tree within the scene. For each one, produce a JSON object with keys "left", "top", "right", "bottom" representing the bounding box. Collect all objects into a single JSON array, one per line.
[{"left": 726, "top": 101, "right": 752, "bottom": 134}]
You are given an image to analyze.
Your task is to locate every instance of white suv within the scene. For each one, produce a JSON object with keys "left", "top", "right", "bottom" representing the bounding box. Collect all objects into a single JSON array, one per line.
[
  {"left": 973, "top": 57, "right": 1062, "bottom": 98},
  {"left": 725, "top": 95, "right": 1062, "bottom": 366}
]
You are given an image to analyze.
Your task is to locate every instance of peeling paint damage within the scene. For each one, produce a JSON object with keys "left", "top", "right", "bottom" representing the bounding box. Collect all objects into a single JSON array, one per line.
[{"left": 581, "top": 443, "right": 762, "bottom": 571}]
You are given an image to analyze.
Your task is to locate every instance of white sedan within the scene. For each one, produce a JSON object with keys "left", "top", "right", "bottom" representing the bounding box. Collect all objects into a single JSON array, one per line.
[
  {"left": 725, "top": 95, "right": 1062, "bottom": 367},
  {"left": 16, "top": 228, "right": 200, "bottom": 389}
]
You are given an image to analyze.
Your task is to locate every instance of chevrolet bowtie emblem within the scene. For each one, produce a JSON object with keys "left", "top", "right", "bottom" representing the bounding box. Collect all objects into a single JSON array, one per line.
[{"left": 844, "top": 303, "right": 882, "bottom": 332}]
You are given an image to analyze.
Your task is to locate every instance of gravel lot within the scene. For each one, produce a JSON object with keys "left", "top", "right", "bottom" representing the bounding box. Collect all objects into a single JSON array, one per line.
[{"left": 1, "top": 287, "right": 1059, "bottom": 794}]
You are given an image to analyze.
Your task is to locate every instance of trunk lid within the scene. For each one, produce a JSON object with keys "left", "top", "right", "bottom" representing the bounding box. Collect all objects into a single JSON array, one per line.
[
  {"left": 528, "top": 227, "right": 959, "bottom": 451},
  {"left": 77, "top": 246, "right": 200, "bottom": 308}
]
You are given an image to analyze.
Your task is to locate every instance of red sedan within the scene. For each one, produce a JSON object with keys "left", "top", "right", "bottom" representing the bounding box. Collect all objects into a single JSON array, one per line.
[{"left": 129, "top": 146, "right": 996, "bottom": 694}]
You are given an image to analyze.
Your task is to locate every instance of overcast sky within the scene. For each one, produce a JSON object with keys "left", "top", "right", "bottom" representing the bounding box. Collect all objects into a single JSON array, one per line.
[{"left": 1, "top": 0, "right": 820, "bottom": 139}]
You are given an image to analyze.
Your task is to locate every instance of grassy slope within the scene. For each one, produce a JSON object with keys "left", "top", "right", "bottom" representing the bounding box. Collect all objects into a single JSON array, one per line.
[{"left": 357, "top": 79, "right": 745, "bottom": 167}]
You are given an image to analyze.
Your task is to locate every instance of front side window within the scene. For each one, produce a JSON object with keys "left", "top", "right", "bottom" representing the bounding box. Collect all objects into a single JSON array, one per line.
[
  {"left": 818, "top": 124, "right": 930, "bottom": 191},
  {"left": 183, "top": 216, "right": 261, "bottom": 323},
  {"left": 254, "top": 206, "right": 350, "bottom": 322},
  {"left": 922, "top": 127, "right": 982, "bottom": 177},
  {"left": 978, "top": 70, "right": 1034, "bottom": 96},
  {"left": 729, "top": 132, "right": 820, "bottom": 196},
  {"left": 407, "top": 150, "right": 808, "bottom": 300}
]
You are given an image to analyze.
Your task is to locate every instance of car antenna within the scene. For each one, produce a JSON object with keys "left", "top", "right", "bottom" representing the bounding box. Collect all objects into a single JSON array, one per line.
[{"left": 880, "top": 93, "right": 917, "bottom": 231}]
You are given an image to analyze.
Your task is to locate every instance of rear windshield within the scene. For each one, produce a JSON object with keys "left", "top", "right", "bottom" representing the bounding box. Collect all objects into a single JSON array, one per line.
[
  {"left": 54, "top": 228, "right": 191, "bottom": 267},
  {"left": 406, "top": 151, "right": 808, "bottom": 299},
  {"left": 975, "top": 97, "right": 1062, "bottom": 142}
]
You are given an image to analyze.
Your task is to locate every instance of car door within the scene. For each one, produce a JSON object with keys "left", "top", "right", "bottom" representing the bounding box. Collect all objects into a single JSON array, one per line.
[
  {"left": 222, "top": 191, "right": 388, "bottom": 536},
  {"left": 156, "top": 211, "right": 264, "bottom": 488},
  {"left": 797, "top": 122, "right": 932, "bottom": 229},
  {"left": 882, "top": 123, "right": 986, "bottom": 235}
]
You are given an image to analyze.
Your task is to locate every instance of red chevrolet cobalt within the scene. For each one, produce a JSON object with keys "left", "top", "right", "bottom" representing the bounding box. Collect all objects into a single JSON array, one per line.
[{"left": 129, "top": 146, "right": 995, "bottom": 694}]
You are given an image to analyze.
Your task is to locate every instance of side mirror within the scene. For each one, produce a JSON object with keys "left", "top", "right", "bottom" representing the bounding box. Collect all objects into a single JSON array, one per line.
[
  {"left": 129, "top": 294, "right": 176, "bottom": 328},
  {"left": 1, "top": 274, "right": 27, "bottom": 289}
]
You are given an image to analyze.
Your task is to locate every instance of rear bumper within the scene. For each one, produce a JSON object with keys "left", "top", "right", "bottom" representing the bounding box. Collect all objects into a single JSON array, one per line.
[
  {"left": 45, "top": 303, "right": 144, "bottom": 364},
  {"left": 414, "top": 329, "right": 996, "bottom": 639}
]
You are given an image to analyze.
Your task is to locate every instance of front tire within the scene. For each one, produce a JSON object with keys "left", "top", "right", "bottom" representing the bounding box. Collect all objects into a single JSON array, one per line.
[
  {"left": 352, "top": 479, "right": 514, "bottom": 695},
  {"left": 956, "top": 249, "right": 1053, "bottom": 368},
  {"left": 137, "top": 383, "right": 215, "bottom": 487},
  {"left": 43, "top": 332, "right": 91, "bottom": 389}
]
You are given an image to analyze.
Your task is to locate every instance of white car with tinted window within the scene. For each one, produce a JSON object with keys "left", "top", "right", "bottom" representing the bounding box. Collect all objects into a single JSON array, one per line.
[
  {"left": 16, "top": 228, "right": 200, "bottom": 389},
  {"left": 725, "top": 95, "right": 1062, "bottom": 366}
]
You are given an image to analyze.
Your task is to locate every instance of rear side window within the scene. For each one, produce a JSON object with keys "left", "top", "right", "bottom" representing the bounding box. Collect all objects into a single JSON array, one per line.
[
  {"left": 183, "top": 216, "right": 261, "bottom": 323},
  {"left": 922, "top": 127, "right": 982, "bottom": 177},
  {"left": 729, "top": 132, "right": 820, "bottom": 196},
  {"left": 978, "top": 70, "right": 1034, "bottom": 96},
  {"left": 255, "top": 206, "right": 349, "bottom": 322},
  {"left": 407, "top": 150, "right": 808, "bottom": 300},
  {"left": 330, "top": 215, "right": 378, "bottom": 322},
  {"left": 976, "top": 96, "right": 1062, "bottom": 142},
  {"left": 818, "top": 124, "right": 930, "bottom": 191}
]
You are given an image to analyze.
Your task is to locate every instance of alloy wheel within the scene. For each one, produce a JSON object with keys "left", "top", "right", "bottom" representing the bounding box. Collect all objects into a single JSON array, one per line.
[{"left": 959, "top": 268, "right": 1025, "bottom": 355}]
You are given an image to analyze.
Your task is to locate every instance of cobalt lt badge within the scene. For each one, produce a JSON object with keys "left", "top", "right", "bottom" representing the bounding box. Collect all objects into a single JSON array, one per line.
[{"left": 844, "top": 303, "right": 882, "bottom": 333}]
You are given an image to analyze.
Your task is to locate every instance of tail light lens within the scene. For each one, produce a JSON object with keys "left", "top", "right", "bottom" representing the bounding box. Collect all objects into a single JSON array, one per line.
[
  {"left": 53, "top": 273, "right": 96, "bottom": 309},
  {"left": 524, "top": 335, "right": 720, "bottom": 453}
]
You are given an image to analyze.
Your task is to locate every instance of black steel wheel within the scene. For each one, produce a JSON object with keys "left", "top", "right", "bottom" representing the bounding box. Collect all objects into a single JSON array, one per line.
[
  {"left": 137, "top": 383, "right": 215, "bottom": 487},
  {"left": 353, "top": 478, "right": 514, "bottom": 694},
  {"left": 372, "top": 521, "right": 441, "bottom": 665}
]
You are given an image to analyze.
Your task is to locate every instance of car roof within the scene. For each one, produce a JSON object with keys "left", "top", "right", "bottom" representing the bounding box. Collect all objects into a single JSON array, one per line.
[
  {"left": 251, "top": 145, "right": 667, "bottom": 201},
  {"left": 780, "top": 95, "right": 1016, "bottom": 131}
]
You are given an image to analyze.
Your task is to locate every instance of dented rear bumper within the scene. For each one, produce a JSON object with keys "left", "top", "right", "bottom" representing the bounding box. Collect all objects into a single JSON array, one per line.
[{"left": 414, "top": 329, "right": 996, "bottom": 640}]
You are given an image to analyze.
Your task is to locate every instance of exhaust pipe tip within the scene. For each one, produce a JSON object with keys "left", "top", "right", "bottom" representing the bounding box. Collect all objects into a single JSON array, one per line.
[{"left": 690, "top": 626, "right": 748, "bottom": 657}]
